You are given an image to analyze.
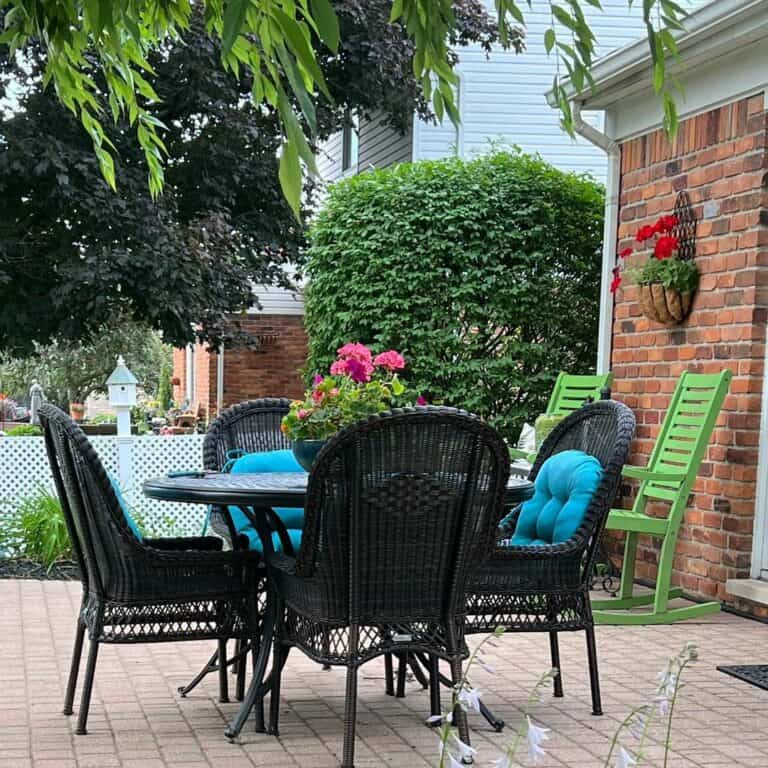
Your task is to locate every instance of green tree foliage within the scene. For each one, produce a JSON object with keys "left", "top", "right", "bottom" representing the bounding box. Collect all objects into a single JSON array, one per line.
[
  {"left": 157, "top": 361, "right": 173, "bottom": 412},
  {"left": 0, "top": 3, "right": 505, "bottom": 354},
  {"left": 0, "top": 322, "right": 171, "bottom": 408},
  {"left": 0, "top": 1, "right": 687, "bottom": 208},
  {"left": 305, "top": 151, "right": 604, "bottom": 439}
]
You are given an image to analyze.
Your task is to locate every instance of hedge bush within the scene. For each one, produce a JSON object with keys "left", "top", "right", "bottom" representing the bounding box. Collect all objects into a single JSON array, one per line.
[{"left": 305, "top": 151, "right": 604, "bottom": 440}]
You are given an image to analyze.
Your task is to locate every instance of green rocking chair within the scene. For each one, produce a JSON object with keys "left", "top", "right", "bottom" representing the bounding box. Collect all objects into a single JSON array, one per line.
[
  {"left": 592, "top": 369, "right": 732, "bottom": 625},
  {"left": 510, "top": 372, "right": 614, "bottom": 462}
]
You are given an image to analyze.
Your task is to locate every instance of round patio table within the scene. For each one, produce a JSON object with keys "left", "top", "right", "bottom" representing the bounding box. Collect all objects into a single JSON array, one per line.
[{"left": 143, "top": 471, "right": 535, "bottom": 740}]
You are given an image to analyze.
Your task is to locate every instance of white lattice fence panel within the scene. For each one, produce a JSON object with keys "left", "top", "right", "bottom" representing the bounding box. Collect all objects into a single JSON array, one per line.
[
  {"left": 0, "top": 435, "right": 205, "bottom": 536},
  {"left": 129, "top": 435, "right": 206, "bottom": 536}
]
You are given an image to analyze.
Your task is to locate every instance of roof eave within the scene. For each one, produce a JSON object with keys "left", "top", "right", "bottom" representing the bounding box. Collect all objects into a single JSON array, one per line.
[{"left": 545, "top": 0, "right": 768, "bottom": 110}]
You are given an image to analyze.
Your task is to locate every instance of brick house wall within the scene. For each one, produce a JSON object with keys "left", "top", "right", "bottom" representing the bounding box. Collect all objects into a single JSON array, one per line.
[
  {"left": 172, "top": 314, "right": 308, "bottom": 422},
  {"left": 611, "top": 93, "right": 768, "bottom": 612}
]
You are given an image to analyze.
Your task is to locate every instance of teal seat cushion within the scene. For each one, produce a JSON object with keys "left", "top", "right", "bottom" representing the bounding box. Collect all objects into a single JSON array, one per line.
[
  {"left": 507, "top": 450, "right": 603, "bottom": 547},
  {"left": 107, "top": 473, "right": 143, "bottom": 541},
  {"left": 230, "top": 449, "right": 306, "bottom": 533},
  {"left": 240, "top": 527, "right": 303, "bottom": 555}
]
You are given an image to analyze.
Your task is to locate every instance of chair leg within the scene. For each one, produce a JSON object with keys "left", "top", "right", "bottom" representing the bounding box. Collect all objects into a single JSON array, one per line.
[
  {"left": 384, "top": 653, "right": 395, "bottom": 697},
  {"left": 268, "top": 642, "right": 285, "bottom": 736},
  {"left": 618, "top": 531, "right": 638, "bottom": 600},
  {"left": 428, "top": 655, "right": 441, "bottom": 718},
  {"left": 63, "top": 619, "right": 85, "bottom": 715},
  {"left": 549, "top": 632, "right": 564, "bottom": 698},
  {"left": 395, "top": 654, "right": 407, "bottom": 698},
  {"left": 75, "top": 639, "right": 99, "bottom": 735},
  {"left": 341, "top": 664, "right": 359, "bottom": 768},
  {"left": 448, "top": 654, "right": 471, "bottom": 753},
  {"left": 585, "top": 626, "right": 602, "bottom": 716},
  {"left": 217, "top": 639, "right": 229, "bottom": 703}
]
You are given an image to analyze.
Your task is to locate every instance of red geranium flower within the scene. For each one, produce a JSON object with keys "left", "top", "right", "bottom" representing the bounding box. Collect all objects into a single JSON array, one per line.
[
  {"left": 654, "top": 235, "right": 679, "bottom": 259},
  {"left": 619, "top": 247, "right": 633, "bottom": 259},
  {"left": 610, "top": 275, "right": 622, "bottom": 294},
  {"left": 635, "top": 224, "right": 656, "bottom": 243},
  {"left": 654, "top": 215, "right": 678, "bottom": 234}
]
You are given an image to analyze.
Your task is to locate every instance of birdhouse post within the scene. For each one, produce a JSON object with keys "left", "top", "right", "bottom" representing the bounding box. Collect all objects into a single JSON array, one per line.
[{"left": 107, "top": 356, "right": 138, "bottom": 500}]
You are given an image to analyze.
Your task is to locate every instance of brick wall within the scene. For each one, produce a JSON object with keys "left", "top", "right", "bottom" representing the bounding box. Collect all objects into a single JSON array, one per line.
[
  {"left": 222, "top": 315, "right": 307, "bottom": 404},
  {"left": 172, "top": 314, "right": 308, "bottom": 420},
  {"left": 612, "top": 93, "right": 768, "bottom": 609}
]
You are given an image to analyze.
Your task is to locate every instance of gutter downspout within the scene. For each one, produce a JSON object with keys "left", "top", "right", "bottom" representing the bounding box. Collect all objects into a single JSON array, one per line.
[
  {"left": 571, "top": 102, "right": 620, "bottom": 376},
  {"left": 216, "top": 343, "right": 225, "bottom": 415}
]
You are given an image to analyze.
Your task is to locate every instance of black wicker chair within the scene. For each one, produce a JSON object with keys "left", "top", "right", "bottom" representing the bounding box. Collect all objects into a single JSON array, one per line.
[
  {"left": 39, "top": 404, "right": 264, "bottom": 735},
  {"left": 263, "top": 407, "right": 510, "bottom": 768},
  {"left": 203, "top": 398, "right": 292, "bottom": 547},
  {"left": 464, "top": 400, "right": 635, "bottom": 718}
]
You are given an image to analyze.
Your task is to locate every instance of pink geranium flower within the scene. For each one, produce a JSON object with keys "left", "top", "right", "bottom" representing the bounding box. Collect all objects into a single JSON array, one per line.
[
  {"left": 313, "top": 374, "right": 324, "bottom": 386},
  {"left": 330, "top": 359, "right": 347, "bottom": 376},
  {"left": 374, "top": 350, "right": 405, "bottom": 371},
  {"left": 417, "top": 395, "right": 427, "bottom": 406},
  {"left": 336, "top": 342, "right": 372, "bottom": 363},
  {"left": 344, "top": 358, "right": 372, "bottom": 383},
  {"left": 297, "top": 409, "right": 310, "bottom": 419}
]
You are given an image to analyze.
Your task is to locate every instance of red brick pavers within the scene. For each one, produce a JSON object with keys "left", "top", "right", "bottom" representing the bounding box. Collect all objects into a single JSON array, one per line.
[{"left": 2, "top": 579, "right": 768, "bottom": 767}]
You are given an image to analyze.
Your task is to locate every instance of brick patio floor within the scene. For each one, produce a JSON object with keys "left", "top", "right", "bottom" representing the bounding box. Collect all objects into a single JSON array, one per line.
[{"left": 2, "top": 579, "right": 768, "bottom": 768}]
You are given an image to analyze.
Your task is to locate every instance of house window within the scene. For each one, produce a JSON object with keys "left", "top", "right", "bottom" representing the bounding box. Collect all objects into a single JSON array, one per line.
[{"left": 341, "top": 112, "right": 359, "bottom": 173}]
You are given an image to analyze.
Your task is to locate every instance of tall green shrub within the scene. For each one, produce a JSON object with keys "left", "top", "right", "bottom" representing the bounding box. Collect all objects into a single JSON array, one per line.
[{"left": 305, "top": 151, "right": 604, "bottom": 439}]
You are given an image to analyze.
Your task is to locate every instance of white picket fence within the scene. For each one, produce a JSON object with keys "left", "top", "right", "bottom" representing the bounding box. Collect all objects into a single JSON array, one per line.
[{"left": 0, "top": 434, "right": 207, "bottom": 536}]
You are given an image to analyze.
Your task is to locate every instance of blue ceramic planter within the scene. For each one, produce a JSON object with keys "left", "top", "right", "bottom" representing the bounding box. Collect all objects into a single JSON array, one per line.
[{"left": 292, "top": 439, "right": 327, "bottom": 472}]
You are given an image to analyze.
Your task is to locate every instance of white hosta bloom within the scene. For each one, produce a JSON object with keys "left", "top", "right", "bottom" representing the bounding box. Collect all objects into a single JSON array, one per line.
[
  {"left": 458, "top": 687, "right": 483, "bottom": 714},
  {"left": 450, "top": 733, "right": 478, "bottom": 761},
  {"left": 628, "top": 711, "right": 647, "bottom": 740},
  {"left": 526, "top": 717, "right": 550, "bottom": 763},
  {"left": 655, "top": 694, "right": 671, "bottom": 717},
  {"left": 616, "top": 746, "right": 638, "bottom": 768}
]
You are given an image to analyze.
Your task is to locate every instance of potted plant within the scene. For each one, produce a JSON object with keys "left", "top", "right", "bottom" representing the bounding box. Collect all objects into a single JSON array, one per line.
[
  {"left": 281, "top": 343, "right": 425, "bottom": 471},
  {"left": 611, "top": 213, "right": 699, "bottom": 325}
]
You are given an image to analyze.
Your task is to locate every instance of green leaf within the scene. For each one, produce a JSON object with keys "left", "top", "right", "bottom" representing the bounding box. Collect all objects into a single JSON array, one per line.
[
  {"left": 544, "top": 28, "right": 556, "bottom": 54},
  {"left": 551, "top": 6, "right": 577, "bottom": 32},
  {"left": 222, "top": 0, "right": 249, "bottom": 56},
  {"left": 279, "top": 138, "right": 302, "bottom": 219},
  {"left": 390, "top": 0, "right": 404, "bottom": 22},
  {"left": 310, "top": 0, "right": 339, "bottom": 51}
]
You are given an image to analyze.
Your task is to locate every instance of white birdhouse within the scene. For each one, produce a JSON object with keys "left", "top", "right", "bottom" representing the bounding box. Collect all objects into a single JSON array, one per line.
[{"left": 107, "top": 356, "right": 138, "bottom": 408}]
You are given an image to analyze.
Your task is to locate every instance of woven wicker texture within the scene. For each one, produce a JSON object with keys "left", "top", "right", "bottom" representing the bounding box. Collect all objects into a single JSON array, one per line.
[
  {"left": 465, "top": 400, "right": 636, "bottom": 716},
  {"left": 38, "top": 404, "right": 265, "bottom": 735},
  {"left": 266, "top": 407, "right": 511, "bottom": 767}
]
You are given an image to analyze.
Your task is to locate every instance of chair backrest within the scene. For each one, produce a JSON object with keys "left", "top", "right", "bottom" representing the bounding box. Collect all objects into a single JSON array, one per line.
[
  {"left": 295, "top": 408, "right": 510, "bottom": 624},
  {"left": 638, "top": 370, "right": 732, "bottom": 508},
  {"left": 39, "top": 404, "right": 141, "bottom": 598},
  {"left": 203, "top": 398, "right": 292, "bottom": 471},
  {"left": 529, "top": 400, "right": 635, "bottom": 575},
  {"left": 546, "top": 372, "right": 614, "bottom": 416}
]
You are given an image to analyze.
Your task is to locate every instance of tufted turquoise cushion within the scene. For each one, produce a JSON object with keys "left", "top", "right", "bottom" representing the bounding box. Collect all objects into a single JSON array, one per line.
[
  {"left": 508, "top": 450, "right": 603, "bottom": 547},
  {"left": 107, "top": 473, "right": 143, "bottom": 541},
  {"left": 229, "top": 449, "right": 306, "bottom": 535}
]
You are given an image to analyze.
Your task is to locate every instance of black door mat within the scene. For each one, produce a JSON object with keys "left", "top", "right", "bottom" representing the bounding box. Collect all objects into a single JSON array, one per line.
[{"left": 717, "top": 665, "right": 768, "bottom": 691}]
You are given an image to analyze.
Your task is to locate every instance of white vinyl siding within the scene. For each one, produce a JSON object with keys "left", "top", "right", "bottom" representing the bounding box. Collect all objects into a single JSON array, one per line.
[
  {"left": 250, "top": 285, "right": 304, "bottom": 316},
  {"left": 414, "top": 0, "right": 651, "bottom": 180}
]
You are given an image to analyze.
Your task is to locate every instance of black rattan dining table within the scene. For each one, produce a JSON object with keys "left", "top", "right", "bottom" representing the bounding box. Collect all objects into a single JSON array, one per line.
[{"left": 143, "top": 470, "right": 535, "bottom": 739}]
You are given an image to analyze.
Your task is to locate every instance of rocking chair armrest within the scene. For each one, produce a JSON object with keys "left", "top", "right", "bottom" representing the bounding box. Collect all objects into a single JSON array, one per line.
[
  {"left": 622, "top": 465, "right": 688, "bottom": 483},
  {"left": 509, "top": 447, "right": 537, "bottom": 463}
]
